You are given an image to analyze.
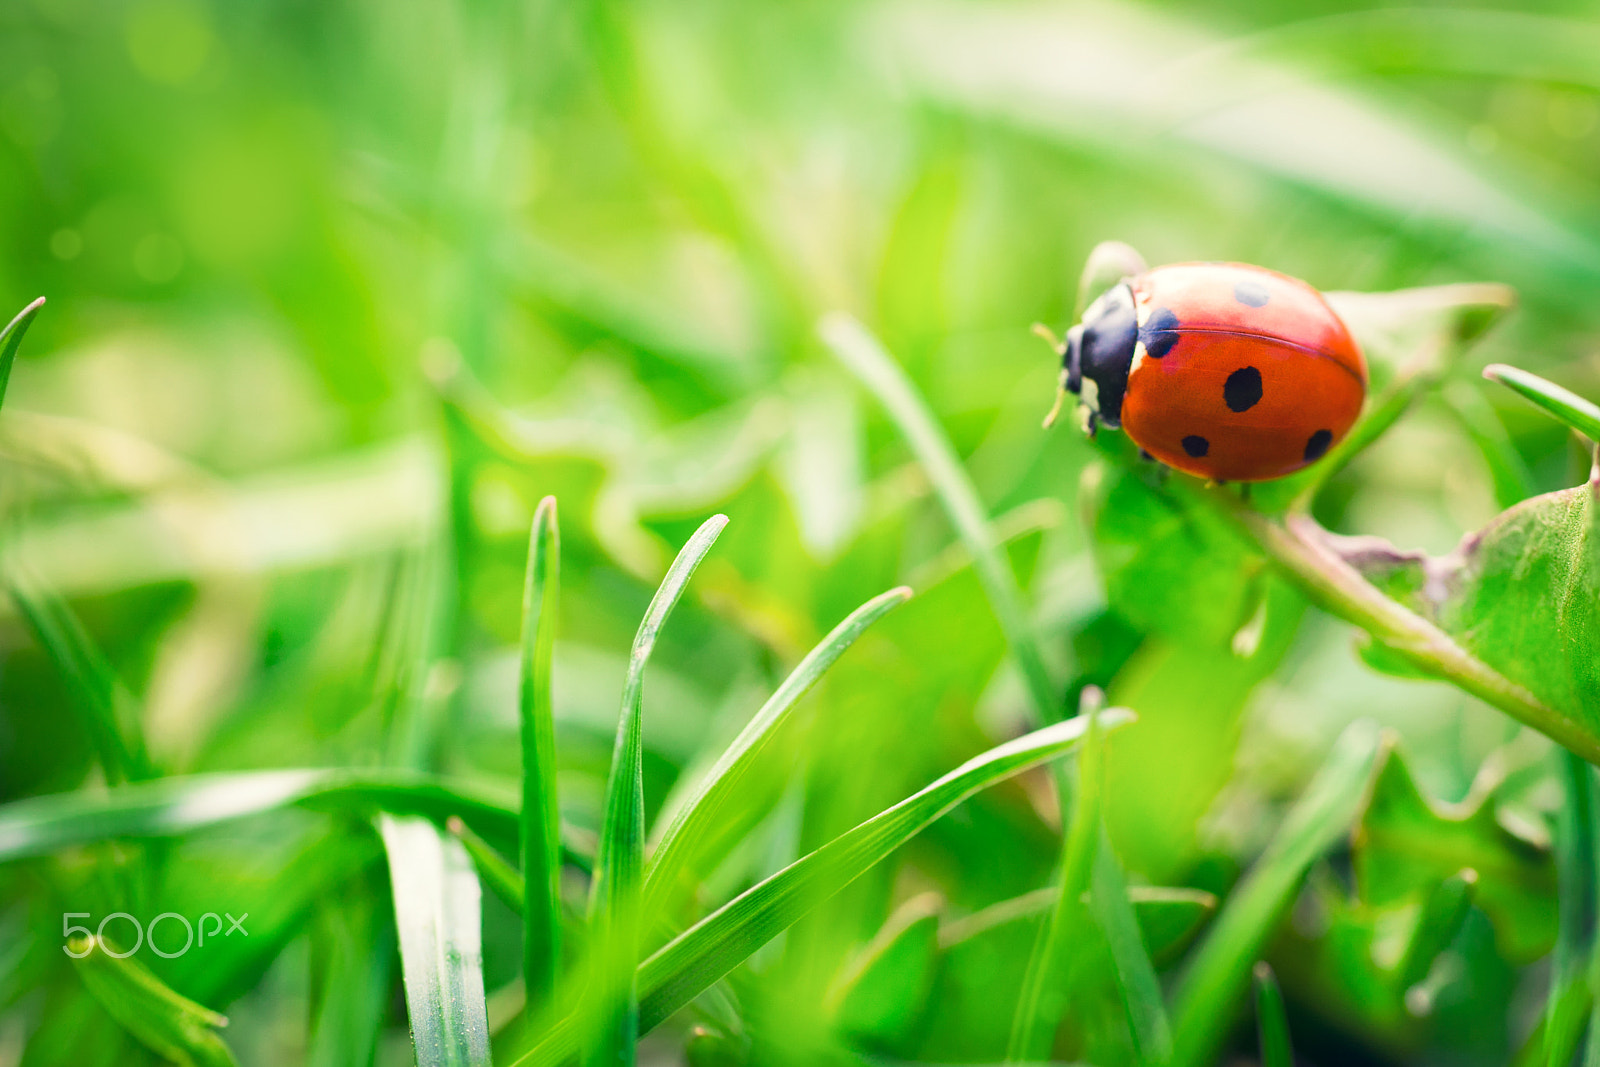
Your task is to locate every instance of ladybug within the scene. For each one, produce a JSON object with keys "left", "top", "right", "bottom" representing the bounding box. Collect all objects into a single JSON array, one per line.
[{"left": 1044, "top": 262, "right": 1367, "bottom": 482}]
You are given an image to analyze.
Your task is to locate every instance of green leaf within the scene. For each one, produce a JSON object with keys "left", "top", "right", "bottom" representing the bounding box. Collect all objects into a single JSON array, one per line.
[
  {"left": 1091, "top": 827, "right": 1174, "bottom": 1063},
  {"left": 1354, "top": 730, "right": 1555, "bottom": 966},
  {"left": 644, "top": 585, "right": 912, "bottom": 922},
  {"left": 512, "top": 710, "right": 1133, "bottom": 1067},
  {"left": 0, "top": 296, "right": 44, "bottom": 412},
  {"left": 1485, "top": 363, "right": 1600, "bottom": 445},
  {"left": 1396, "top": 868, "right": 1479, "bottom": 994},
  {"left": 1170, "top": 720, "right": 1385, "bottom": 1067},
  {"left": 379, "top": 814, "right": 491, "bottom": 1067},
  {"left": 70, "top": 932, "right": 237, "bottom": 1067},
  {"left": 821, "top": 312, "right": 1059, "bottom": 725},
  {"left": 522, "top": 496, "right": 564, "bottom": 1019},
  {"left": 1253, "top": 962, "right": 1293, "bottom": 1067},
  {"left": 4, "top": 565, "right": 152, "bottom": 785},
  {"left": 585, "top": 514, "right": 728, "bottom": 1067},
  {"left": 0, "top": 768, "right": 529, "bottom": 863},
  {"left": 1251, "top": 487, "right": 1598, "bottom": 760}
]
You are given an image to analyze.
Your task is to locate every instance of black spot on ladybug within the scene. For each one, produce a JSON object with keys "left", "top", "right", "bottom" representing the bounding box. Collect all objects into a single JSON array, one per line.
[
  {"left": 1139, "top": 308, "right": 1180, "bottom": 358},
  {"left": 1182, "top": 435, "right": 1209, "bottom": 458},
  {"left": 1304, "top": 429, "right": 1333, "bottom": 461},
  {"left": 1234, "top": 280, "right": 1271, "bottom": 307},
  {"left": 1223, "top": 366, "right": 1263, "bottom": 413}
]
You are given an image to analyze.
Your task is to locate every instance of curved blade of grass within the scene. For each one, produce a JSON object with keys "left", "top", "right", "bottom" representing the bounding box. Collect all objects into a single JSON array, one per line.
[
  {"left": 820, "top": 313, "right": 1059, "bottom": 725},
  {"left": 508, "top": 709, "right": 1135, "bottom": 1067},
  {"left": 449, "top": 815, "right": 526, "bottom": 915},
  {"left": 1009, "top": 697, "right": 1106, "bottom": 1061},
  {"left": 1170, "top": 720, "right": 1384, "bottom": 1067},
  {"left": 644, "top": 711, "right": 1119, "bottom": 1032},
  {"left": 71, "top": 932, "right": 237, "bottom": 1067},
  {"left": 0, "top": 768, "right": 538, "bottom": 863},
  {"left": 1485, "top": 363, "right": 1600, "bottom": 444},
  {"left": 5, "top": 565, "right": 152, "bottom": 784},
  {"left": 938, "top": 885, "right": 1217, "bottom": 967},
  {"left": 379, "top": 814, "right": 491, "bottom": 1067},
  {"left": 1092, "top": 826, "right": 1174, "bottom": 1063},
  {"left": 642, "top": 585, "right": 912, "bottom": 920},
  {"left": 585, "top": 514, "right": 728, "bottom": 1067},
  {"left": 1253, "top": 962, "right": 1292, "bottom": 1067},
  {"left": 522, "top": 496, "right": 563, "bottom": 1019},
  {"left": 0, "top": 296, "right": 44, "bottom": 411}
]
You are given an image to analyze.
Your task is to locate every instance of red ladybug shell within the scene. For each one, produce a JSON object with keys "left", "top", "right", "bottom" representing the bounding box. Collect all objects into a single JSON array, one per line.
[{"left": 1119, "top": 263, "right": 1367, "bottom": 482}]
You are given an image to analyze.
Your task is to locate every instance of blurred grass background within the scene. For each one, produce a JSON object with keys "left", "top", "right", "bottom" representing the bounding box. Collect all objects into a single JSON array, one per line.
[{"left": 3, "top": 0, "right": 1600, "bottom": 1063}]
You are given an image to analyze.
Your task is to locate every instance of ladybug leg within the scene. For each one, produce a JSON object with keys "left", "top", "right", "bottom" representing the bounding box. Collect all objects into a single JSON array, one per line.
[
  {"left": 1239, "top": 483, "right": 1253, "bottom": 503},
  {"left": 1137, "top": 448, "right": 1153, "bottom": 462},
  {"left": 1085, "top": 411, "right": 1099, "bottom": 439}
]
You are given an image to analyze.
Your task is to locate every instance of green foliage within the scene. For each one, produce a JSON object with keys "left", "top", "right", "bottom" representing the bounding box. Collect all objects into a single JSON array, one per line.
[
  {"left": 521, "top": 497, "right": 564, "bottom": 1018},
  {"left": 1171, "top": 721, "right": 1385, "bottom": 1067},
  {"left": 586, "top": 515, "right": 728, "bottom": 1066},
  {"left": 1253, "top": 962, "right": 1293, "bottom": 1067},
  {"left": 10, "top": 2, "right": 1600, "bottom": 1063},
  {"left": 379, "top": 814, "right": 492, "bottom": 1067},
  {"left": 1356, "top": 747, "right": 1553, "bottom": 963},
  {"left": 71, "top": 934, "right": 237, "bottom": 1067},
  {"left": 0, "top": 297, "right": 43, "bottom": 411}
]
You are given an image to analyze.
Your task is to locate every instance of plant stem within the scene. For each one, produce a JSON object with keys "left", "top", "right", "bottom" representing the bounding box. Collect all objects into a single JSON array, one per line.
[{"left": 1231, "top": 504, "right": 1600, "bottom": 765}]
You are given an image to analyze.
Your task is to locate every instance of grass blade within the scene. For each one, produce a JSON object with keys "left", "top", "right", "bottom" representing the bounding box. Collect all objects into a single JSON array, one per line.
[
  {"left": 1092, "top": 826, "right": 1174, "bottom": 1063},
  {"left": 0, "top": 768, "right": 538, "bottom": 863},
  {"left": 70, "top": 932, "right": 237, "bottom": 1067},
  {"left": 820, "top": 313, "right": 1059, "bottom": 725},
  {"left": 1253, "top": 962, "right": 1292, "bottom": 1067},
  {"left": 308, "top": 888, "right": 394, "bottom": 1067},
  {"left": 449, "top": 815, "right": 528, "bottom": 915},
  {"left": 1008, "top": 697, "right": 1106, "bottom": 1061},
  {"left": 509, "top": 709, "right": 1135, "bottom": 1067},
  {"left": 585, "top": 514, "right": 728, "bottom": 1067},
  {"left": 0, "top": 296, "right": 44, "bottom": 411},
  {"left": 642, "top": 585, "right": 912, "bottom": 920},
  {"left": 522, "top": 496, "right": 564, "bottom": 1018},
  {"left": 1485, "top": 363, "right": 1600, "bottom": 444},
  {"left": 5, "top": 566, "right": 152, "bottom": 784},
  {"left": 1547, "top": 751, "right": 1598, "bottom": 1067},
  {"left": 1170, "top": 720, "right": 1384, "bottom": 1067},
  {"left": 379, "top": 814, "right": 492, "bottom": 1067}
]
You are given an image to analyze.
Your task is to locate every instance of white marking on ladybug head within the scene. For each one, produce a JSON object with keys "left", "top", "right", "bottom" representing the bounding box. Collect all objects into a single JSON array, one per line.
[{"left": 1078, "top": 375, "right": 1101, "bottom": 418}]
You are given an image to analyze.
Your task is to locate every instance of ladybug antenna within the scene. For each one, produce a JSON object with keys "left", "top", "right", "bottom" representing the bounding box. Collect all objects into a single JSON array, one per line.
[
  {"left": 1042, "top": 374, "right": 1070, "bottom": 429},
  {"left": 1033, "top": 323, "right": 1071, "bottom": 429}
]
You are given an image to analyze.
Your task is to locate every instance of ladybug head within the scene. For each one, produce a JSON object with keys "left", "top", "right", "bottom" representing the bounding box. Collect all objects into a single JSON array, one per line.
[{"left": 1060, "top": 283, "right": 1138, "bottom": 434}]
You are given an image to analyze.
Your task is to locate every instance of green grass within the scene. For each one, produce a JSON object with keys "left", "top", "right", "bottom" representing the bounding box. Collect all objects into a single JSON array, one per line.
[{"left": 7, "top": 2, "right": 1600, "bottom": 1064}]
